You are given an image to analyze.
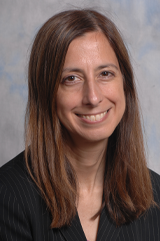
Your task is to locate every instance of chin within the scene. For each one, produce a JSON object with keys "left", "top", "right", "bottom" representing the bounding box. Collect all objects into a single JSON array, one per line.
[{"left": 70, "top": 130, "right": 113, "bottom": 144}]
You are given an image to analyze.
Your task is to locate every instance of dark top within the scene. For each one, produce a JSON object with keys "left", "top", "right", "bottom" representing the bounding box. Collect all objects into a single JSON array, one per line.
[{"left": 0, "top": 151, "right": 160, "bottom": 241}]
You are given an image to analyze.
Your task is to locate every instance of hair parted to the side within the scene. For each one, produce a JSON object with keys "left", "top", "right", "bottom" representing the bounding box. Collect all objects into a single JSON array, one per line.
[{"left": 25, "top": 9, "right": 154, "bottom": 228}]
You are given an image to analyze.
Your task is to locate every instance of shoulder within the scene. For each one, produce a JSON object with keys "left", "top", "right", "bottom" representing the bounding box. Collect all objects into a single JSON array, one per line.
[
  {"left": 0, "top": 151, "right": 42, "bottom": 216},
  {"left": 0, "top": 151, "right": 28, "bottom": 190},
  {"left": 0, "top": 150, "right": 46, "bottom": 207},
  {"left": 149, "top": 168, "right": 160, "bottom": 183},
  {"left": 0, "top": 151, "right": 38, "bottom": 200},
  {"left": 0, "top": 152, "right": 54, "bottom": 240},
  {"left": 0, "top": 151, "right": 28, "bottom": 182},
  {"left": 117, "top": 170, "right": 160, "bottom": 241},
  {"left": 149, "top": 169, "right": 160, "bottom": 203}
]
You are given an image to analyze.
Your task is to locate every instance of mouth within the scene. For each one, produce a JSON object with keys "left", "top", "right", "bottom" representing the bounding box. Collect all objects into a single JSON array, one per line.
[{"left": 77, "top": 110, "right": 109, "bottom": 122}]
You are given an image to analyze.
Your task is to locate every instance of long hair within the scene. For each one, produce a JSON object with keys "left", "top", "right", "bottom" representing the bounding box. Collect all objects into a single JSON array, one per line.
[{"left": 25, "top": 9, "right": 154, "bottom": 228}]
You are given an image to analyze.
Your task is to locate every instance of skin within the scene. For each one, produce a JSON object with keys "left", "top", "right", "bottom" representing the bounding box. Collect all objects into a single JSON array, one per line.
[{"left": 56, "top": 31, "right": 126, "bottom": 241}]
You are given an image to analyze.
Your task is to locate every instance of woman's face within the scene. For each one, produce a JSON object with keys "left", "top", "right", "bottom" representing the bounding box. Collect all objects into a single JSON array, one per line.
[{"left": 56, "top": 31, "right": 125, "bottom": 144}]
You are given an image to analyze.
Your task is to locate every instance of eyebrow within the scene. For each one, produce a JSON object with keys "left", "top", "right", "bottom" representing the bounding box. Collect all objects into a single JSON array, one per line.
[
  {"left": 96, "top": 64, "right": 118, "bottom": 71},
  {"left": 62, "top": 64, "right": 119, "bottom": 73}
]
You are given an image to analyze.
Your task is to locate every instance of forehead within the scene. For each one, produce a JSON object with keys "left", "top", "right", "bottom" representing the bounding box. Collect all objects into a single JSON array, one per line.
[{"left": 63, "top": 31, "right": 119, "bottom": 69}]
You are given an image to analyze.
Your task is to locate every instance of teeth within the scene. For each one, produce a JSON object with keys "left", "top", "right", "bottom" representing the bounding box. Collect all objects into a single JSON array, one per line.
[
  {"left": 81, "top": 111, "right": 107, "bottom": 122},
  {"left": 96, "top": 114, "right": 101, "bottom": 121},
  {"left": 91, "top": 115, "right": 95, "bottom": 121}
]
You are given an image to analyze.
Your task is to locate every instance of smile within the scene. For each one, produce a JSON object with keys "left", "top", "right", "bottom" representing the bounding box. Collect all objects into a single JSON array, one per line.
[{"left": 78, "top": 111, "right": 108, "bottom": 122}]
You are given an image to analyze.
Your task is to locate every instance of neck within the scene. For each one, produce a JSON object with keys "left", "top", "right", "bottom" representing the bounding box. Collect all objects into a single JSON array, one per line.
[{"left": 66, "top": 135, "right": 108, "bottom": 195}]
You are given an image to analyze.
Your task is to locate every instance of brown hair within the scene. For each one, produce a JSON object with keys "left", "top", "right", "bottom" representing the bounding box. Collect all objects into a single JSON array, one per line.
[{"left": 25, "top": 9, "right": 154, "bottom": 228}]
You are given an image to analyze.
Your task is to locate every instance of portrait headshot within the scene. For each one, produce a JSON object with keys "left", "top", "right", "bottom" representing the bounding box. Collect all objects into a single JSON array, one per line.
[{"left": 0, "top": 0, "right": 160, "bottom": 240}]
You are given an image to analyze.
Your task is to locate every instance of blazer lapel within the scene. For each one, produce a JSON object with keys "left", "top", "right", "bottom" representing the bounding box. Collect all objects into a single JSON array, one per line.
[
  {"left": 59, "top": 207, "right": 121, "bottom": 241},
  {"left": 97, "top": 206, "right": 121, "bottom": 241},
  {"left": 59, "top": 212, "right": 87, "bottom": 241}
]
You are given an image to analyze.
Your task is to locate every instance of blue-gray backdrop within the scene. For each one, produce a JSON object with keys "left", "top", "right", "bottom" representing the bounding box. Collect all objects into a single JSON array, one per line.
[{"left": 0, "top": 0, "right": 160, "bottom": 173}]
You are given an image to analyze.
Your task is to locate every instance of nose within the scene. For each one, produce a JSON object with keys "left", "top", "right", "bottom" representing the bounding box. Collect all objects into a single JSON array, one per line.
[{"left": 82, "top": 77, "right": 103, "bottom": 106}]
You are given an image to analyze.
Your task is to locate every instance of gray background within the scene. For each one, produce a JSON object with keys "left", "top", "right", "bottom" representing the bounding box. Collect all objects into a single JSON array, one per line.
[{"left": 0, "top": 0, "right": 160, "bottom": 173}]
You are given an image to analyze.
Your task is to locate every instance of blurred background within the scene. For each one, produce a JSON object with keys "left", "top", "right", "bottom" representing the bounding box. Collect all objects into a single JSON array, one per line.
[{"left": 0, "top": 0, "right": 160, "bottom": 173}]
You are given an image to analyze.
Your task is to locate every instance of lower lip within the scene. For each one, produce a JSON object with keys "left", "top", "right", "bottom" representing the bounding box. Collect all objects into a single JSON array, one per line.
[{"left": 77, "top": 109, "right": 110, "bottom": 124}]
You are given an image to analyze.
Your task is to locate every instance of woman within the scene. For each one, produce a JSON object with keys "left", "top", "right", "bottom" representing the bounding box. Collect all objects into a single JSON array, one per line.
[{"left": 0, "top": 9, "right": 160, "bottom": 241}]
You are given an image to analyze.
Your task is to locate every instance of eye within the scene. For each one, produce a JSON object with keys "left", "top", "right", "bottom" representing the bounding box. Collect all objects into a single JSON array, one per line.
[
  {"left": 61, "top": 75, "right": 81, "bottom": 85},
  {"left": 65, "top": 76, "right": 76, "bottom": 81},
  {"left": 100, "top": 71, "right": 113, "bottom": 77}
]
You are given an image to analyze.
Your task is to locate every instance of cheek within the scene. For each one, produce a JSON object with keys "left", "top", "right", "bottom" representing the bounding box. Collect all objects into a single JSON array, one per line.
[
  {"left": 56, "top": 91, "right": 77, "bottom": 117},
  {"left": 104, "top": 82, "right": 125, "bottom": 102},
  {"left": 116, "top": 87, "right": 126, "bottom": 116},
  {"left": 106, "top": 83, "right": 126, "bottom": 116},
  {"left": 116, "top": 85, "right": 125, "bottom": 107}
]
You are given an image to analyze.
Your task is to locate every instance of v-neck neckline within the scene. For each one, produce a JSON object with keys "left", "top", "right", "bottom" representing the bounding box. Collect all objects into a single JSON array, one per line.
[{"left": 59, "top": 205, "right": 121, "bottom": 241}]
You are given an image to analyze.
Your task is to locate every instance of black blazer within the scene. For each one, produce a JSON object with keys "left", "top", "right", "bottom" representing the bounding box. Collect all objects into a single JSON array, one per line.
[{"left": 0, "top": 152, "right": 160, "bottom": 241}]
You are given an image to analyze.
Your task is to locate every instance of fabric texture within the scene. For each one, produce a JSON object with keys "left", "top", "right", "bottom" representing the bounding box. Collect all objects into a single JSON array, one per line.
[{"left": 0, "top": 151, "right": 160, "bottom": 241}]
